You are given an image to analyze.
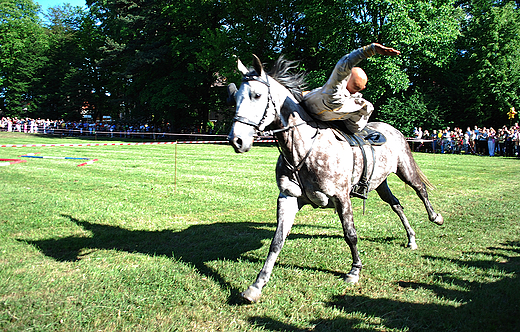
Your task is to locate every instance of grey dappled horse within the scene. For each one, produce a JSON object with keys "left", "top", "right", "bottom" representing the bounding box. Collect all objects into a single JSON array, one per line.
[{"left": 228, "top": 55, "right": 444, "bottom": 303}]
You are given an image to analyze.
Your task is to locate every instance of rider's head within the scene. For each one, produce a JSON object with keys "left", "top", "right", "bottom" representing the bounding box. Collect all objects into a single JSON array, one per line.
[{"left": 346, "top": 67, "right": 367, "bottom": 93}]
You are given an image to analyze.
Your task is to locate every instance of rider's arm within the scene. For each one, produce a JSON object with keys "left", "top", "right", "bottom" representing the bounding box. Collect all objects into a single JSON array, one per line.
[{"left": 333, "top": 43, "right": 400, "bottom": 82}]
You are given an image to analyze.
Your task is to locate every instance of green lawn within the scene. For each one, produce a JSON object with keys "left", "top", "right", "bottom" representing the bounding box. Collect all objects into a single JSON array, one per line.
[{"left": 1, "top": 132, "right": 519, "bottom": 331}]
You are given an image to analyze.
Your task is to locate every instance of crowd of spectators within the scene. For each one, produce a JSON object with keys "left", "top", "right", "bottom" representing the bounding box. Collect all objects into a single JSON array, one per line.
[
  {"left": 1, "top": 117, "right": 53, "bottom": 133},
  {"left": 0, "top": 117, "right": 220, "bottom": 137},
  {"left": 0, "top": 117, "right": 178, "bottom": 138},
  {"left": 3, "top": 117, "right": 520, "bottom": 157},
  {"left": 412, "top": 123, "right": 520, "bottom": 157}
]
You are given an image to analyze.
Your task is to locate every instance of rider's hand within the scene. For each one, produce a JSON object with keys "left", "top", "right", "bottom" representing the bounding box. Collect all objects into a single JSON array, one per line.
[{"left": 373, "top": 43, "right": 401, "bottom": 56}]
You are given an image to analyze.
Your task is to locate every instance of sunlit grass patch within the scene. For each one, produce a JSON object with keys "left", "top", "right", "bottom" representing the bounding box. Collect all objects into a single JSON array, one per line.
[{"left": 1, "top": 132, "right": 519, "bottom": 331}]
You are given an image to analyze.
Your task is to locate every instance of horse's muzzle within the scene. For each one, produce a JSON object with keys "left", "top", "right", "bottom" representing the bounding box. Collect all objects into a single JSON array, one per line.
[
  {"left": 229, "top": 121, "right": 256, "bottom": 153},
  {"left": 229, "top": 135, "right": 250, "bottom": 153}
]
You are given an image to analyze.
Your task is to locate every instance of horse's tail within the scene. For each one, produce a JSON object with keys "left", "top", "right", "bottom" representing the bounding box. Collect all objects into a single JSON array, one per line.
[{"left": 414, "top": 159, "right": 436, "bottom": 190}]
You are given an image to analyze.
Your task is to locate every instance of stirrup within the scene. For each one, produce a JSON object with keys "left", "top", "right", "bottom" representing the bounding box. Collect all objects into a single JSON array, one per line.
[{"left": 351, "top": 183, "right": 368, "bottom": 200}]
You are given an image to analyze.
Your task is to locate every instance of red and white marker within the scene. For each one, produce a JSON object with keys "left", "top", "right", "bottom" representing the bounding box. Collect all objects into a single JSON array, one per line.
[
  {"left": 77, "top": 159, "right": 98, "bottom": 167},
  {"left": 0, "top": 159, "right": 27, "bottom": 166}
]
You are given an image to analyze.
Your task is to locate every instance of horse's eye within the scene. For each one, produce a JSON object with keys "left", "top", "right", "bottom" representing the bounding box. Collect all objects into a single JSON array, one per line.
[{"left": 254, "top": 93, "right": 261, "bottom": 99}]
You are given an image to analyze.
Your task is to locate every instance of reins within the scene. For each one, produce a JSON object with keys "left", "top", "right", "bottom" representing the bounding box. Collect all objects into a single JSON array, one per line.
[
  {"left": 277, "top": 126, "right": 320, "bottom": 175},
  {"left": 256, "top": 122, "right": 305, "bottom": 137}
]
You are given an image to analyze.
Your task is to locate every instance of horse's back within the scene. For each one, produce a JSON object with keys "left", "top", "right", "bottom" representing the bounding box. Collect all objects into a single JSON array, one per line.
[
  {"left": 367, "top": 121, "right": 426, "bottom": 179},
  {"left": 366, "top": 122, "right": 411, "bottom": 154},
  {"left": 366, "top": 122, "right": 407, "bottom": 141},
  {"left": 362, "top": 122, "right": 416, "bottom": 185}
]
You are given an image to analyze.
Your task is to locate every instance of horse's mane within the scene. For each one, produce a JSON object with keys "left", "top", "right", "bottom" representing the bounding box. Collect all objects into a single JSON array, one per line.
[{"left": 267, "top": 56, "right": 307, "bottom": 103}]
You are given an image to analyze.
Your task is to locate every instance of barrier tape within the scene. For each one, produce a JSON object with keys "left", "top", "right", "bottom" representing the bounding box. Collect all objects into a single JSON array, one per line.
[
  {"left": 0, "top": 140, "right": 277, "bottom": 148},
  {"left": 407, "top": 139, "right": 434, "bottom": 143},
  {"left": 1, "top": 142, "right": 179, "bottom": 148}
]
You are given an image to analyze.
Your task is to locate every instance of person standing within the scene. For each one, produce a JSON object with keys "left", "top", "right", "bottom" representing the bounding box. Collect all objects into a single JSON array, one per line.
[
  {"left": 487, "top": 127, "right": 496, "bottom": 156},
  {"left": 478, "top": 127, "right": 488, "bottom": 155}
]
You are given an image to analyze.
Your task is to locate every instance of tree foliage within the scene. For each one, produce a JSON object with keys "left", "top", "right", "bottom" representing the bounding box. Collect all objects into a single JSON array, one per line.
[
  {"left": 1, "top": 0, "right": 520, "bottom": 134},
  {"left": 0, "top": 0, "right": 48, "bottom": 116},
  {"left": 35, "top": 4, "right": 107, "bottom": 120},
  {"left": 88, "top": 0, "right": 234, "bottom": 130},
  {"left": 455, "top": 0, "right": 520, "bottom": 127}
]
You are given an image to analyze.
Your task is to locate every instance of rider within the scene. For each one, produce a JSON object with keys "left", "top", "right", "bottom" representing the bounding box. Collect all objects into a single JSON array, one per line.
[
  {"left": 227, "top": 43, "right": 400, "bottom": 129},
  {"left": 302, "top": 43, "right": 400, "bottom": 198},
  {"left": 302, "top": 43, "right": 400, "bottom": 133}
]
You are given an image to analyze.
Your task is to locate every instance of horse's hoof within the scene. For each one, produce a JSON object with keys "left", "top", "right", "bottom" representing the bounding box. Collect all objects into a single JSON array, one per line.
[
  {"left": 408, "top": 242, "right": 418, "bottom": 250},
  {"left": 432, "top": 214, "right": 444, "bottom": 225},
  {"left": 345, "top": 274, "right": 360, "bottom": 284},
  {"left": 241, "top": 286, "right": 261, "bottom": 303}
]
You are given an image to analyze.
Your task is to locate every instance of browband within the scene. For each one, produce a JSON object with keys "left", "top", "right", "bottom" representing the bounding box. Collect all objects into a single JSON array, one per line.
[{"left": 242, "top": 74, "right": 270, "bottom": 87}]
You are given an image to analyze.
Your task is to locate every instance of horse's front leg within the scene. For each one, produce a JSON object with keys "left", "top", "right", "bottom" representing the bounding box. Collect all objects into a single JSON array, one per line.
[
  {"left": 335, "top": 196, "right": 362, "bottom": 283},
  {"left": 241, "top": 193, "right": 299, "bottom": 303}
]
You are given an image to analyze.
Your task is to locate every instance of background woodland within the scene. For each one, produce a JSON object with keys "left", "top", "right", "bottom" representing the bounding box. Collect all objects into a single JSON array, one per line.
[{"left": 2, "top": 0, "right": 520, "bottom": 135}]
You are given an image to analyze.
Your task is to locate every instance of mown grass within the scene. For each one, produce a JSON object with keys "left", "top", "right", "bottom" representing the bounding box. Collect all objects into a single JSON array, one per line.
[{"left": 1, "top": 132, "right": 519, "bottom": 331}]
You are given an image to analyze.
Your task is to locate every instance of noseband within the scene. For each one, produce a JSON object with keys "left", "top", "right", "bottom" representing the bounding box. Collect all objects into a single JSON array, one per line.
[{"left": 233, "top": 74, "right": 276, "bottom": 132}]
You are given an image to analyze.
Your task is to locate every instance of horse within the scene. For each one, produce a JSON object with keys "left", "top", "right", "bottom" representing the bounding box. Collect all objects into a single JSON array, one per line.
[{"left": 227, "top": 55, "right": 444, "bottom": 303}]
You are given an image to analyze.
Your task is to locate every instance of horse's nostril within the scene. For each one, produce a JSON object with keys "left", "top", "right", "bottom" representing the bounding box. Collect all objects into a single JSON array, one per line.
[{"left": 234, "top": 137, "right": 243, "bottom": 148}]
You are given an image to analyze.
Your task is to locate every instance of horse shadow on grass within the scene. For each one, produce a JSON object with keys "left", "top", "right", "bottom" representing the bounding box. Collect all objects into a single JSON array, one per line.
[
  {"left": 19, "top": 214, "right": 344, "bottom": 304},
  {"left": 249, "top": 240, "right": 520, "bottom": 331}
]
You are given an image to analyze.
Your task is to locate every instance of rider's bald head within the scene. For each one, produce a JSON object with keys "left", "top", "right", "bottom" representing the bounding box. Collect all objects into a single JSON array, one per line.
[{"left": 347, "top": 67, "right": 367, "bottom": 93}]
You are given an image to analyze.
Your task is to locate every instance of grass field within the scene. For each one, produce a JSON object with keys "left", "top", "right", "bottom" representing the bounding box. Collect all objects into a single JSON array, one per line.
[{"left": 1, "top": 132, "right": 519, "bottom": 331}]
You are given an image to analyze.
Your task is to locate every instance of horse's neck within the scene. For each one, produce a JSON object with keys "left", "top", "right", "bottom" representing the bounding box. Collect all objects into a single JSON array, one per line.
[
  {"left": 273, "top": 86, "right": 319, "bottom": 162},
  {"left": 271, "top": 79, "right": 313, "bottom": 129}
]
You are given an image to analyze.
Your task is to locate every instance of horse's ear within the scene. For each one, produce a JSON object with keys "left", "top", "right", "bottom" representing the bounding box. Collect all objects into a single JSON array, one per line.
[
  {"left": 237, "top": 58, "right": 249, "bottom": 76},
  {"left": 252, "top": 54, "right": 264, "bottom": 76}
]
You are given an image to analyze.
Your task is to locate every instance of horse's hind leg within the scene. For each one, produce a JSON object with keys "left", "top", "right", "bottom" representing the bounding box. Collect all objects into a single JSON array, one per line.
[
  {"left": 375, "top": 179, "right": 418, "bottom": 250},
  {"left": 396, "top": 154, "right": 444, "bottom": 225},
  {"left": 241, "top": 193, "right": 300, "bottom": 303}
]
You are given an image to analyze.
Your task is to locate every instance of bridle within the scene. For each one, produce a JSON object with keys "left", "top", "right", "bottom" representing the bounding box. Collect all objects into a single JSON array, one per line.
[
  {"left": 232, "top": 74, "right": 276, "bottom": 133},
  {"left": 232, "top": 73, "right": 305, "bottom": 136},
  {"left": 231, "top": 73, "right": 319, "bottom": 191}
]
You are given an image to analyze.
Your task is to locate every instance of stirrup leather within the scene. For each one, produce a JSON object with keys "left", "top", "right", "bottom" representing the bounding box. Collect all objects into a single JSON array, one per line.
[{"left": 348, "top": 133, "right": 375, "bottom": 201}]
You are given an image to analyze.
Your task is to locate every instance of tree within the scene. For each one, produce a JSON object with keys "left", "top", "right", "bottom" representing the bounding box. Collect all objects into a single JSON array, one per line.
[
  {"left": 279, "top": 0, "right": 358, "bottom": 87},
  {"left": 36, "top": 4, "right": 107, "bottom": 121},
  {"left": 350, "top": 0, "right": 463, "bottom": 135},
  {"left": 0, "top": 0, "right": 48, "bottom": 117},
  {"left": 454, "top": 0, "right": 520, "bottom": 127},
  {"left": 88, "top": 0, "right": 234, "bottom": 130},
  {"left": 5, "top": 0, "right": 516, "bottom": 133}
]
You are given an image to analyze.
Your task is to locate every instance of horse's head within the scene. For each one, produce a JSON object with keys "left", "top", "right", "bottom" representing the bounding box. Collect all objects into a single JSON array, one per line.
[{"left": 228, "top": 55, "right": 277, "bottom": 153}]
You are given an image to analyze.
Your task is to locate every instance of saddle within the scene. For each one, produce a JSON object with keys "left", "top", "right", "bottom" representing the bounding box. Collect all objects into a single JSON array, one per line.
[
  {"left": 329, "top": 120, "right": 387, "bottom": 146},
  {"left": 330, "top": 121, "right": 387, "bottom": 200}
]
